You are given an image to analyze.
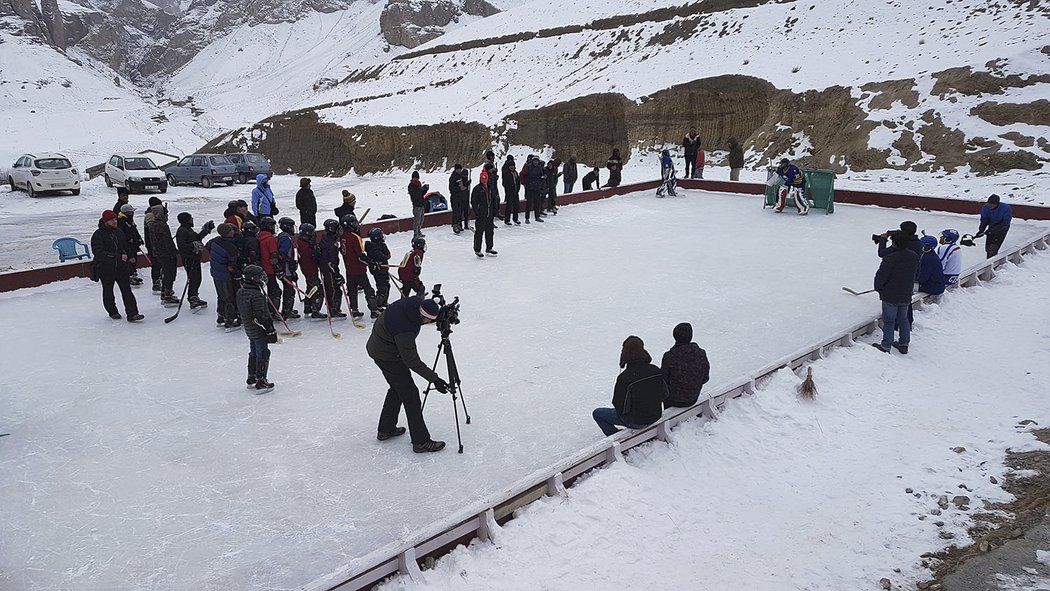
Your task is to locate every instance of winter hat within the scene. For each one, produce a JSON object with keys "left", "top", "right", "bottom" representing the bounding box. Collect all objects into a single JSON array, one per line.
[
  {"left": 920, "top": 236, "right": 938, "bottom": 251},
  {"left": 300, "top": 177, "right": 311, "bottom": 187},
  {"left": 177, "top": 212, "right": 193, "bottom": 225},
  {"left": 148, "top": 196, "right": 162, "bottom": 207},
  {"left": 151, "top": 204, "right": 167, "bottom": 220},
  {"left": 120, "top": 204, "right": 135, "bottom": 214},
  {"left": 420, "top": 298, "right": 440, "bottom": 321},
  {"left": 227, "top": 200, "right": 239, "bottom": 210},
  {"left": 619, "top": 335, "right": 652, "bottom": 368},
  {"left": 342, "top": 190, "right": 355, "bottom": 203},
  {"left": 216, "top": 223, "right": 235, "bottom": 237},
  {"left": 988, "top": 194, "right": 1001, "bottom": 205},
  {"left": 411, "top": 171, "right": 420, "bottom": 179},
  {"left": 672, "top": 322, "right": 693, "bottom": 344},
  {"left": 479, "top": 169, "right": 489, "bottom": 184},
  {"left": 505, "top": 155, "right": 514, "bottom": 162},
  {"left": 101, "top": 210, "right": 117, "bottom": 223},
  {"left": 899, "top": 221, "right": 917, "bottom": 236}
]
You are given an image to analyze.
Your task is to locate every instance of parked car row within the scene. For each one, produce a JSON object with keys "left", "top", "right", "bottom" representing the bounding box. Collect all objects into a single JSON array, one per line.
[{"left": 7, "top": 151, "right": 273, "bottom": 197}]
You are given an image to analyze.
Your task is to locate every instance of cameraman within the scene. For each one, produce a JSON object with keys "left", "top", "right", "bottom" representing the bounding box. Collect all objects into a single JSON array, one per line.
[
  {"left": 874, "top": 221, "right": 922, "bottom": 258},
  {"left": 367, "top": 295, "right": 449, "bottom": 453}
]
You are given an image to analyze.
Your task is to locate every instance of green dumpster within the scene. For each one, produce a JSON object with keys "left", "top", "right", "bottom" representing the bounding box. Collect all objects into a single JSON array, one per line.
[{"left": 763, "top": 167, "right": 836, "bottom": 214}]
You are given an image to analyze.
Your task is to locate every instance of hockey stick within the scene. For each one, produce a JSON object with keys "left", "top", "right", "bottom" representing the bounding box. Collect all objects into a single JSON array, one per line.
[
  {"left": 163, "top": 282, "right": 190, "bottom": 323},
  {"left": 266, "top": 295, "right": 301, "bottom": 337},
  {"left": 341, "top": 284, "right": 366, "bottom": 329},
  {"left": 320, "top": 280, "right": 341, "bottom": 338},
  {"left": 841, "top": 287, "right": 876, "bottom": 296},
  {"left": 358, "top": 207, "right": 371, "bottom": 224},
  {"left": 281, "top": 277, "right": 307, "bottom": 303}
]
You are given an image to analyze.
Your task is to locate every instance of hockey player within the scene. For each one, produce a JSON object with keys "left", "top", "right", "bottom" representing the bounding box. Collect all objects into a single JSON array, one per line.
[
  {"left": 257, "top": 217, "right": 282, "bottom": 318},
  {"left": 398, "top": 237, "right": 426, "bottom": 298},
  {"left": 295, "top": 223, "right": 324, "bottom": 318},
  {"left": 237, "top": 264, "right": 277, "bottom": 393},
  {"left": 175, "top": 212, "right": 215, "bottom": 310},
  {"left": 365, "top": 227, "right": 392, "bottom": 310},
  {"left": 774, "top": 158, "right": 808, "bottom": 215},
  {"left": 116, "top": 204, "right": 144, "bottom": 286},
  {"left": 240, "top": 220, "right": 261, "bottom": 267},
  {"left": 318, "top": 219, "right": 347, "bottom": 318},
  {"left": 937, "top": 229, "right": 963, "bottom": 286},
  {"left": 147, "top": 204, "right": 180, "bottom": 305},
  {"left": 656, "top": 150, "right": 677, "bottom": 197},
  {"left": 276, "top": 217, "right": 300, "bottom": 319},
  {"left": 917, "top": 236, "right": 947, "bottom": 298},
  {"left": 340, "top": 214, "right": 379, "bottom": 320},
  {"left": 206, "top": 223, "right": 241, "bottom": 328}
]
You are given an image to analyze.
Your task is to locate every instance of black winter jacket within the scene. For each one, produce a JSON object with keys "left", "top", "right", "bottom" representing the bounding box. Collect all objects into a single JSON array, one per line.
[
  {"left": 874, "top": 249, "right": 919, "bottom": 304},
  {"left": 176, "top": 224, "right": 209, "bottom": 262},
  {"left": 366, "top": 296, "right": 442, "bottom": 383},
  {"left": 295, "top": 187, "right": 317, "bottom": 218},
  {"left": 91, "top": 223, "right": 130, "bottom": 276},
  {"left": 148, "top": 217, "right": 176, "bottom": 258},
  {"left": 563, "top": 160, "right": 578, "bottom": 182},
  {"left": 523, "top": 162, "right": 546, "bottom": 194},
  {"left": 501, "top": 162, "right": 520, "bottom": 196},
  {"left": 365, "top": 239, "right": 391, "bottom": 269},
  {"left": 661, "top": 343, "right": 710, "bottom": 407},
  {"left": 612, "top": 362, "right": 668, "bottom": 425},
  {"left": 236, "top": 282, "right": 275, "bottom": 339},
  {"left": 318, "top": 233, "right": 342, "bottom": 275},
  {"left": 449, "top": 170, "right": 470, "bottom": 201},
  {"left": 470, "top": 183, "right": 491, "bottom": 219},
  {"left": 117, "top": 218, "right": 143, "bottom": 256}
]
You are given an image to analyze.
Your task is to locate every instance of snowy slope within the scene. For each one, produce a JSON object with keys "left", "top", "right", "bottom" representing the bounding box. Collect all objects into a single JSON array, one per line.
[
  {"left": 373, "top": 250, "right": 1050, "bottom": 591},
  {"left": 0, "top": 32, "right": 206, "bottom": 173},
  {"left": 3, "top": 192, "right": 1046, "bottom": 589}
]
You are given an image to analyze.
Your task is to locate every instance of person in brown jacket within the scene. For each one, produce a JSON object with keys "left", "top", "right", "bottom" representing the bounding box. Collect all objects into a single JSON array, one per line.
[{"left": 661, "top": 322, "right": 710, "bottom": 408}]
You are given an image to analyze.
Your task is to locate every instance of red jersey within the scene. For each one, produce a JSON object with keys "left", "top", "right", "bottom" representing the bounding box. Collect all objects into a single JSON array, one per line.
[
  {"left": 295, "top": 236, "right": 319, "bottom": 278},
  {"left": 258, "top": 231, "right": 278, "bottom": 275},
  {"left": 341, "top": 232, "right": 368, "bottom": 276},
  {"left": 398, "top": 247, "right": 424, "bottom": 282}
]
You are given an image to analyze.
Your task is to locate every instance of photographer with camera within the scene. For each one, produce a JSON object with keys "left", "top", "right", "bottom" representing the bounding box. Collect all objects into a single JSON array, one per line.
[
  {"left": 873, "top": 221, "right": 922, "bottom": 258},
  {"left": 367, "top": 295, "right": 449, "bottom": 453}
]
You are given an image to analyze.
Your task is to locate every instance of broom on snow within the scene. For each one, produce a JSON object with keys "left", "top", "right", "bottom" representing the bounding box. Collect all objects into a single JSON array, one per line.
[{"left": 797, "top": 366, "right": 817, "bottom": 400}]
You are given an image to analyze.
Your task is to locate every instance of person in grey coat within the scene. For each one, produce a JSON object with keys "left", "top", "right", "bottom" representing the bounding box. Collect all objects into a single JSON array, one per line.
[{"left": 728, "top": 138, "right": 745, "bottom": 181}]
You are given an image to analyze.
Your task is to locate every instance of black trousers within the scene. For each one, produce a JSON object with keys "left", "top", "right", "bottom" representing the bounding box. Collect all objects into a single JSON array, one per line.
[
  {"left": 265, "top": 275, "right": 282, "bottom": 316},
  {"left": 473, "top": 217, "right": 494, "bottom": 252},
  {"left": 303, "top": 276, "right": 323, "bottom": 313},
  {"left": 400, "top": 277, "right": 424, "bottom": 298},
  {"left": 375, "top": 358, "right": 431, "bottom": 444},
  {"left": 321, "top": 272, "right": 342, "bottom": 313},
  {"left": 372, "top": 271, "right": 391, "bottom": 308},
  {"left": 214, "top": 278, "right": 237, "bottom": 322},
  {"left": 986, "top": 232, "right": 1007, "bottom": 258},
  {"left": 99, "top": 269, "right": 139, "bottom": 316},
  {"left": 279, "top": 276, "right": 297, "bottom": 313},
  {"left": 524, "top": 189, "right": 543, "bottom": 220},
  {"left": 451, "top": 194, "right": 467, "bottom": 229},
  {"left": 346, "top": 273, "right": 377, "bottom": 312},
  {"left": 546, "top": 185, "right": 558, "bottom": 211},
  {"left": 503, "top": 189, "right": 520, "bottom": 223},
  {"left": 157, "top": 256, "right": 177, "bottom": 295},
  {"left": 299, "top": 211, "right": 316, "bottom": 227},
  {"left": 184, "top": 259, "right": 202, "bottom": 298},
  {"left": 684, "top": 153, "right": 697, "bottom": 177}
]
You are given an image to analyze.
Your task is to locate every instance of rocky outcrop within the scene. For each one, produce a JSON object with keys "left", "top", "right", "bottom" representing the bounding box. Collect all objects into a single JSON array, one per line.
[
  {"left": 203, "top": 112, "right": 491, "bottom": 175},
  {"left": 380, "top": 0, "right": 499, "bottom": 49}
]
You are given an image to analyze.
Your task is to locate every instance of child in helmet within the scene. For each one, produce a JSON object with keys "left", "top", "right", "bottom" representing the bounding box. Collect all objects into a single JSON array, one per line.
[
  {"left": 295, "top": 223, "right": 324, "bottom": 318},
  {"left": 937, "top": 229, "right": 962, "bottom": 286},
  {"left": 917, "top": 235, "right": 947, "bottom": 298},
  {"left": 656, "top": 149, "right": 677, "bottom": 197},
  {"left": 236, "top": 264, "right": 278, "bottom": 392},
  {"left": 398, "top": 237, "right": 427, "bottom": 298},
  {"left": 276, "top": 217, "right": 300, "bottom": 318},
  {"left": 365, "top": 227, "right": 392, "bottom": 310}
]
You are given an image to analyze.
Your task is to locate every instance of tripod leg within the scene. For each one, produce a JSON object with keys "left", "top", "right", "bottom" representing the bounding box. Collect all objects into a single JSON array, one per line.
[
  {"left": 451, "top": 390, "right": 464, "bottom": 454},
  {"left": 421, "top": 340, "right": 443, "bottom": 411},
  {"left": 444, "top": 340, "right": 470, "bottom": 424}
]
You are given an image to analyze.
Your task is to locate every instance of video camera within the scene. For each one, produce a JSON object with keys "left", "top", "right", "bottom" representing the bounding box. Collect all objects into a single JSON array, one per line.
[
  {"left": 871, "top": 230, "right": 898, "bottom": 244},
  {"left": 430, "top": 284, "right": 460, "bottom": 335}
]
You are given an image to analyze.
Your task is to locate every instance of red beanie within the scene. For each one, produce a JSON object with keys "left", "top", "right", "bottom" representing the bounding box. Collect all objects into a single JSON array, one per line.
[{"left": 102, "top": 210, "right": 117, "bottom": 223}]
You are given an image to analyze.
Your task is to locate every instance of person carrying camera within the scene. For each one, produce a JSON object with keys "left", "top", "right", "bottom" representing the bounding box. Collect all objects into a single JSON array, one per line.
[
  {"left": 367, "top": 295, "right": 449, "bottom": 453},
  {"left": 875, "top": 221, "right": 922, "bottom": 258},
  {"left": 872, "top": 232, "right": 919, "bottom": 354},
  {"left": 237, "top": 264, "right": 278, "bottom": 392},
  {"left": 976, "top": 194, "right": 1012, "bottom": 258}
]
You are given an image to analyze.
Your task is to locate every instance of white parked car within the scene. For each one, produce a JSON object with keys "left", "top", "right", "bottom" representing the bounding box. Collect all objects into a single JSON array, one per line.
[
  {"left": 7, "top": 153, "right": 81, "bottom": 197},
  {"left": 104, "top": 153, "right": 168, "bottom": 193}
]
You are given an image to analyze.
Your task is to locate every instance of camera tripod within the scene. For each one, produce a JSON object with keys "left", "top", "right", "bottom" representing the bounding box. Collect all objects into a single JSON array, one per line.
[{"left": 422, "top": 330, "right": 471, "bottom": 453}]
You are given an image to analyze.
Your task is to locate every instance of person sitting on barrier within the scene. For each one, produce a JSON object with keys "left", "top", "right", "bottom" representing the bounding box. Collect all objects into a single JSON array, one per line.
[
  {"left": 592, "top": 336, "right": 668, "bottom": 436},
  {"left": 774, "top": 158, "right": 808, "bottom": 215},
  {"left": 661, "top": 323, "right": 710, "bottom": 409},
  {"left": 917, "top": 236, "right": 947, "bottom": 300},
  {"left": 937, "top": 229, "right": 962, "bottom": 286},
  {"left": 975, "top": 194, "right": 1012, "bottom": 259}
]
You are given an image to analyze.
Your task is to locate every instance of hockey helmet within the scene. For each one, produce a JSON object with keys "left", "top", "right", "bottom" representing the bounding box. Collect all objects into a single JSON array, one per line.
[
  {"left": 278, "top": 217, "right": 296, "bottom": 233},
  {"left": 368, "top": 227, "right": 384, "bottom": 241},
  {"left": 323, "top": 219, "right": 342, "bottom": 234},
  {"left": 241, "top": 220, "right": 259, "bottom": 237},
  {"left": 258, "top": 216, "right": 276, "bottom": 232},
  {"left": 919, "top": 235, "right": 938, "bottom": 251},
  {"left": 940, "top": 229, "right": 960, "bottom": 244},
  {"left": 298, "top": 223, "right": 316, "bottom": 238},
  {"left": 411, "top": 236, "right": 427, "bottom": 251},
  {"left": 340, "top": 214, "right": 359, "bottom": 232},
  {"left": 243, "top": 264, "right": 265, "bottom": 285}
]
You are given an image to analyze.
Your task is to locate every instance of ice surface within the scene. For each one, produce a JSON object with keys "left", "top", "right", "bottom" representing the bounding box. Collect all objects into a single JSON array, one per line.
[{"left": 0, "top": 190, "right": 1047, "bottom": 589}]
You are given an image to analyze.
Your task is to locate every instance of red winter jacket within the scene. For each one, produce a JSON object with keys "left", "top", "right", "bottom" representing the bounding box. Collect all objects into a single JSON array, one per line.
[
  {"left": 295, "top": 236, "right": 319, "bottom": 278},
  {"left": 341, "top": 232, "right": 368, "bottom": 275},
  {"left": 259, "top": 231, "right": 278, "bottom": 275}
]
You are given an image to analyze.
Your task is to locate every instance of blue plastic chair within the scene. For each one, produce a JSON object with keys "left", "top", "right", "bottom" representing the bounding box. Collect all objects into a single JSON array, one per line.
[{"left": 52, "top": 237, "right": 91, "bottom": 262}]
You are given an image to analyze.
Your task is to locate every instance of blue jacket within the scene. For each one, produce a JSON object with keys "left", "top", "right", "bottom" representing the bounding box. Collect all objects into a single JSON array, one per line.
[
  {"left": 917, "top": 250, "right": 946, "bottom": 295},
  {"left": 660, "top": 154, "right": 673, "bottom": 168},
  {"left": 251, "top": 174, "right": 275, "bottom": 216},
  {"left": 206, "top": 235, "right": 239, "bottom": 280},
  {"left": 978, "top": 203, "right": 1012, "bottom": 238},
  {"left": 777, "top": 164, "right": 804, "bottom": 187}
]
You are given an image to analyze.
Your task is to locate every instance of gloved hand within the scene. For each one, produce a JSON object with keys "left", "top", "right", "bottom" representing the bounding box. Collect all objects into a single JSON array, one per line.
[
  {"left": 333, "top": 274, "right": 345, "bottom": 287},
  {"left": 413, "top": 267, "right": 422, "bottom": 277},
  {"left": 288, "top": 271, "right": 299, "bottom": 282},
  {"left": 368, "top": 262, "right": 381, "bottom": 274},
  {"left": 192, "top": 241, "right": 204, "bottom": 254},
  {"left": 432, "top": 378, "right": 449, "bottom": 394},
  {"left": 202, "top": 220, "right": 216, "bottom": 233},
  {"left": 288, "top": 260, "right": 298, "bottom": 272},
  {"left": 266, "top": 330, "right": 279, "bottom": 344}
]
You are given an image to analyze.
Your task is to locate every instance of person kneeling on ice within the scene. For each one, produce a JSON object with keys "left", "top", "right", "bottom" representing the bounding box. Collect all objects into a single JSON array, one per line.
[
  {"left": 237, "top": 265, "right": 278, "bottom": 392},
  {"left": 367, "top": 295, "right": 449, "bottom": 453},
  {"left": 917, "top": 235, "right": 947, "bottom": 300},
  {"left": 872, "top": 232, "right": 919, "bottom": 355},
  {"left": 592, "top": 336, "right": 669, "bottom": 436},
  {"left": 661, "top": 323, "right": 710, "bottom": 409},
  {"left": 656, "top": 149, "right": 677, "bottom": 197},
  {"left": 937, "top": 229, "right": 962, "bottom": 286},
  {"left": 774, "top": 158, "right": 808, "bottom": 215}
]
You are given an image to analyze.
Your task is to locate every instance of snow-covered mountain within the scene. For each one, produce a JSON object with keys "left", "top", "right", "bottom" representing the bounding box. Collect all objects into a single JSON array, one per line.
[{"left": 1, "top": 0, "right": 1048, "bottom": 194}]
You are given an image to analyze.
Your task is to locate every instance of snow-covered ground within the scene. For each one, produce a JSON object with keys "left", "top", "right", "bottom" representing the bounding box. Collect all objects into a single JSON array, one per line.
[
  {"left": 1, "top": 189, "right": 1046, "bottom": 590},
  {"left": 373, "top": 238, "right": 1050, "bottom": 591}
]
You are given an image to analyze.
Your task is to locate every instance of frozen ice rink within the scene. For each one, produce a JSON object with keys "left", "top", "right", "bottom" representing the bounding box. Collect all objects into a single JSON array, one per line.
[{"left": 1, "top": 189, "right": 1046, "bottom": 590}]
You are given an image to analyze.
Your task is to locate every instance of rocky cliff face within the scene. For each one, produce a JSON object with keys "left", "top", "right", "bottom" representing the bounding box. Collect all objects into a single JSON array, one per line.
[{"left": 380, "top": 0, "right": 499, "bottom": 48}]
